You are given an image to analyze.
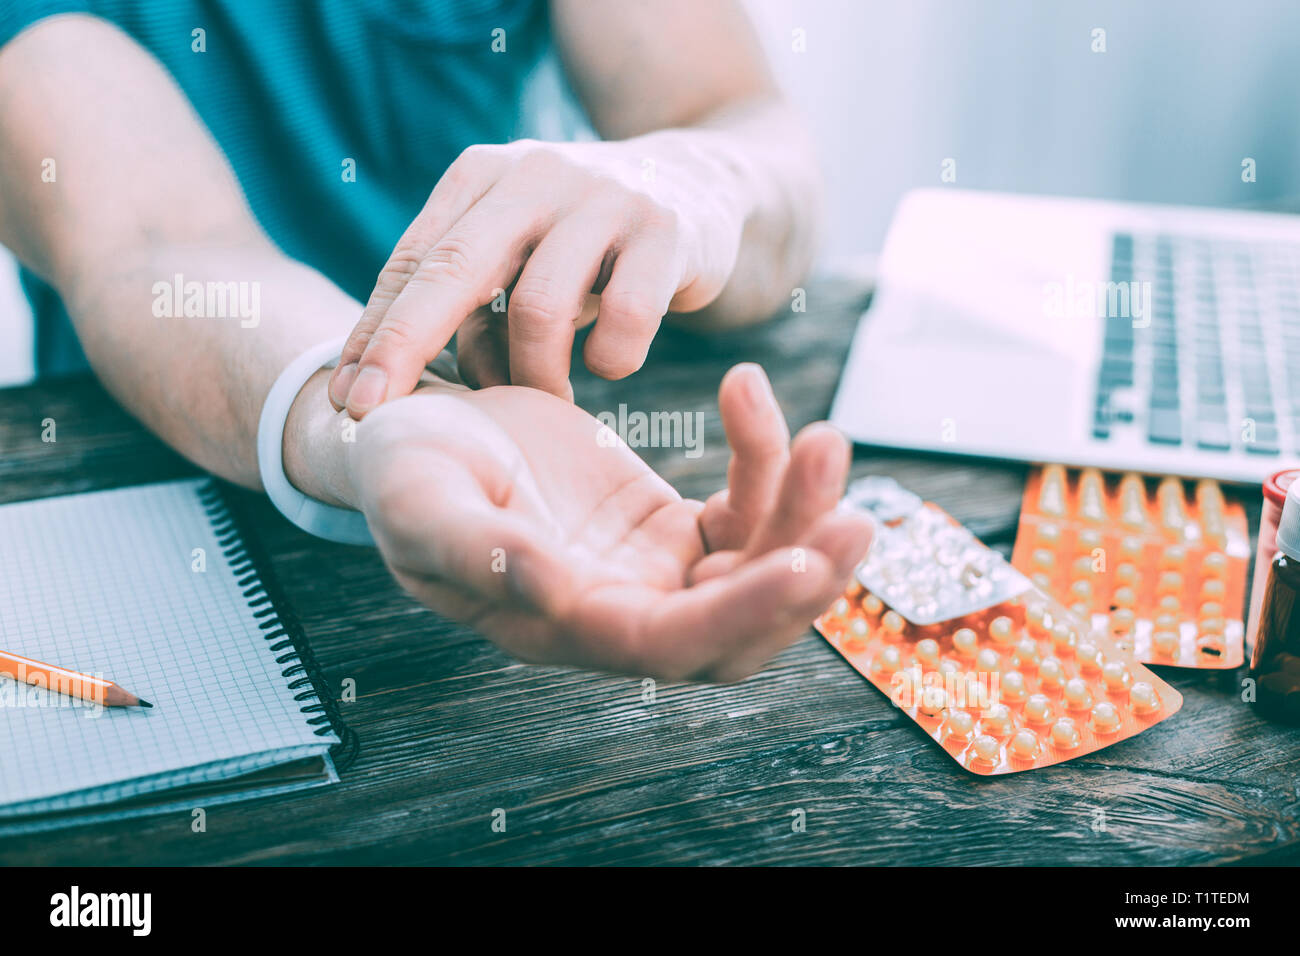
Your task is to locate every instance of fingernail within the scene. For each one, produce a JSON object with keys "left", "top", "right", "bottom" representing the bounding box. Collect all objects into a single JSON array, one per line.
[
  {"left": 348, "top": 366, "right": 388, "bottom": 412},
  {"left": 330, "top": 363, "right": 358, "bottom": 406},
  {"left": 736, "top": 364, "right": 765, "bottom": 410},
  {"left": 819, "top": 440, "right": 846, "bottom": 486}
]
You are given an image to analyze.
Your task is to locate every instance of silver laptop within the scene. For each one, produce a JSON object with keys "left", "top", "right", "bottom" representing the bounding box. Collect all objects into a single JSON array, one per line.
[{"left": 830, "top": 188, "right": 1300, "bottom": 484}]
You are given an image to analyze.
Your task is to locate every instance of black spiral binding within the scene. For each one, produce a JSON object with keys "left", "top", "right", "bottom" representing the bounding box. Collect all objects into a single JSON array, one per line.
[{"left": 197, "top": 480, "right": 359, "bottom": 771}]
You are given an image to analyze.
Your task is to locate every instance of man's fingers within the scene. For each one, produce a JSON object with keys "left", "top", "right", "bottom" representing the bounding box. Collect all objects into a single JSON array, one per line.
[
  {"left": 721, "top": 362, "right": 789, "bottom": 525},
  {"left": 697, "top": 364, "right": 789, "bottom": 553},
  {"left": 699, "top": 417, "right": 847, "bottom": 566},
  {"left": 609, "top": 497, "right": 706, "bottom": 591},
  {"left": 697, "top": 487, "right": 744, "bottom": 554},
  {"left": 804, "top": 509, "right": 876, "bottom": 576},
  {"left": 343, "top": 191, "right": 545, "bottom": 418},
  {"left": 690, "top": 507, "right": 874, "bottom": 586},
  {"left": 652, "top": 547, "right": 838, "bottom": 679},
  {"left": 699, "top": 556, "right": 844, "bottom": 682},
  {"left": 455, "top": 307, "right": 510, "bottom": 389},
  {"left": 582, "top": 236, "right": 673, "bottom": 381},
  {"left": 563, "top": 546, "right": 835, "bottom": 679},
  {"left": 742, "top": 422, "right": 851, "bottom": 559},
  {"left": 507, "top": 210, "right": 618, "bottom": 399},
  {"left": 687, "top": 545, "right": 742, "bottom": 585},
  {"left": 700, "top": 510, "right": 873, "bottom": 681},
  {"left": 329, "top": 148, "right": 505, "bottom": 408}
]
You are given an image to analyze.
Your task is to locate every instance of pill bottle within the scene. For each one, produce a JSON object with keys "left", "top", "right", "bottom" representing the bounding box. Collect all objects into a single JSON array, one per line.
[
  {"left": 1246, "top": 468, "right": 1300, "bottom": 663},
  {"left": 1253, "top": 480, "right": 1300, "bottom": 674}
]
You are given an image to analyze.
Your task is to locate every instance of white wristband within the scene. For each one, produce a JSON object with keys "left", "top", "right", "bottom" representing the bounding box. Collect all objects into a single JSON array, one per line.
[{"left": 256, "top": 336, "right": 376, "bottom": 546}]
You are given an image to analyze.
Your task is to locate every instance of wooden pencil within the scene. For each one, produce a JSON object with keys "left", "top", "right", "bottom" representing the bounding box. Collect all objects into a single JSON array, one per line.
[{"left": 0, "top": 648, "right": 152, "bottom": 708}]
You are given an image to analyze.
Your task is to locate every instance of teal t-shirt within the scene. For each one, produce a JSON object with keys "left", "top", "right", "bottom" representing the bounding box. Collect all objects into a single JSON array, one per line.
[{"left": 0, "top": 0, "right": 549, "bottom": 375}]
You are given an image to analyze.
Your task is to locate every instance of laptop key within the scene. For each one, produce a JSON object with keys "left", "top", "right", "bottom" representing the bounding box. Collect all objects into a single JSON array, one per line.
[
  {"left": 1148, "top": 408, "right": 1183, "bottom": 445},
  {"left": 1150, "top": 390, "right": 1180, "bottom": 410},
  {"left": 1196, "top": 423, "right": 1232, "bottom": 451},
  {"left": 1244, "top": 422, "right": 1280, "bottom": 454},
  {"left": 1093, "top": 229, "right": 1300, "bottom": 463}
]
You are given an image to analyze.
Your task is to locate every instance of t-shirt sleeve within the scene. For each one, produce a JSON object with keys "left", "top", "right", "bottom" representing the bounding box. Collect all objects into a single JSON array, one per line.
[{"left": 0, "top": 1, "right": 91, "bottom": 53}]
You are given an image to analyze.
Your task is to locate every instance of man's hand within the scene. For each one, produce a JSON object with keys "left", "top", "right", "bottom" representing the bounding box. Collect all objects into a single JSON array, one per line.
[
  {"left": 339, "top": 363, "right": 873, "bottom": 681},
  {"left": 328, "top": 135, "right": 755, "bottom": 416},
  {"left": 327, "top": 0, "right": 821, "bottom": 421}
]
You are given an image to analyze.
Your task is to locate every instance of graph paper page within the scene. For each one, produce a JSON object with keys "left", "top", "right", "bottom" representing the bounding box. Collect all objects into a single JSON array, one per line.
[{"left": 0, "top": 479, "right": 336, "bottom": 812}]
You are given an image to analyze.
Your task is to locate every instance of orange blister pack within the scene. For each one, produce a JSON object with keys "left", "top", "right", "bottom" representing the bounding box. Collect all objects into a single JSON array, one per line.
[
  {"left": 815, "top": 477, "right": 1183, "bottom": 776},
  {"left": 1011, "top": 466, "right": 1249, "bottom": 669}
]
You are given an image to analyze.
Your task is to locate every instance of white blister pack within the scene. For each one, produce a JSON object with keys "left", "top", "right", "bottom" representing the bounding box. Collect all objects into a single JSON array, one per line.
[{"left": 850, "top": 478, "right": 1031, "bottom": 626}]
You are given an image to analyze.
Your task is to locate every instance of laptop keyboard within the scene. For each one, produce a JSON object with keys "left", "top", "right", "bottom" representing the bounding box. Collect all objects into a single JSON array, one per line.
[{"left": 1094, "top": 231, "right": 1300, "bottom": 456}]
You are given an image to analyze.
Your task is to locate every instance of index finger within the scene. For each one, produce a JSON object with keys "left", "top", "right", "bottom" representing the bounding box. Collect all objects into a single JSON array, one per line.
[
  {"left": 698, "top": 363, "right": 790, "bottom": 552},
  {"left": 328, "top": 147, "right": 506, "bottom": 408},
  {"left": 342, "top": 193, "right": 543, "bottom": 418},
  {"left": 567, "top": 547, "right": 847, "bottom": 681}
]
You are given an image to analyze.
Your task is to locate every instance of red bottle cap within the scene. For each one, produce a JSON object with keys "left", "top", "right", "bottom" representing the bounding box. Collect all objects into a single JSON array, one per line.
[{"left": 1264, "top": 468, "right": 1300, "bottom": 507}]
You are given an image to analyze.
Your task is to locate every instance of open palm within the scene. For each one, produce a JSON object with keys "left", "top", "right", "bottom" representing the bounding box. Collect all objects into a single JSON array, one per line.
[{"left": 348, "top": 364, "right": 874, "bottom": 681}]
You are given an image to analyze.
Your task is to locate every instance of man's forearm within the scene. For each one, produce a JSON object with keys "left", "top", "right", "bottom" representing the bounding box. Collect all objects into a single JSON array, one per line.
[
  {"left": 667, "top": 97, "right": 822, "bottom": 329},
  {"left": 552, "top": 0, "right": 819, "bottom": 330},
  {"left": 62, "top": 242, "right": 362, "bottom": 495},
  {"left": 0, "top": 18, "right": 362, "bottom": 498}
]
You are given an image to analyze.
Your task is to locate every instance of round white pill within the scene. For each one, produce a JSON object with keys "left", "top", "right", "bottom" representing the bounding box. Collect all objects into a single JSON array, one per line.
[
  {"left": 1152, "top": 630, "right": 1180, "bottom": 657},
  {"left": 944, "top": 709, "right": 975, "bottom": 740},
  {"left": 919, "top": 684, "right": 948, "bottom": 717},
  {"left": 1102, "top": 660, "right": 1129, "bottom": 689},
  {"left": 1129, "top": 681, "right": 1159, "bottom": 714},
  {"left": 1110, "top": 608, "right": 1136, "bottom": 634},
  {"left": 876, "top": 646, "right": 902, "bottom": 673},
  {"left": 979, "top": 704, "right": 1014, "bottom": 736},
  {"left": 1038, "top": 657, "right": 1065, "bottom": 688},
  {"left": 1024, "top": 694, "right": 1053, "bottom": 723},
  {"left": 988, "top": 616, "right": 1015, "bottom": 644},
  {"left": 1000, "top": 671, "right": 1027, "bottom": 702},
  {"left": 1009, "top": 728, "right": 1041, "bottom": 760},
  {"left": 1090, "top": 701, "right": 1121, "bottom": 734},
  {"left": 1063, "top": 677, "right": 1092, "bottom": 709},
  {"left": 1051, "top": 622, "right": 1078, "bottom": 651},
  {"left": 1013, "top": 637, "right": 1040, "bottom": 668},
  {"left": 1050, "top": 717, "right": 1081, "bottom": 749},
  {"left": 970, "top": 734, "right": 1001, "bottom": 765},
  {"left": 915, "top": 637, "right": 940, "bottom": 664}
]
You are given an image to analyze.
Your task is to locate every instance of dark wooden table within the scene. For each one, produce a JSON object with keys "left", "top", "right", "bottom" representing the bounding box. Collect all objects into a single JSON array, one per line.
[{"left": 1, "top": 277, "right": 1297, "bottom": 865}]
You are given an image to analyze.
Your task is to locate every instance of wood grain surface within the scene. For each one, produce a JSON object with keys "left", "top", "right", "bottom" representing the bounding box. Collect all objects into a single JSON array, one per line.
[{"left": 0, "top": 277, "right": 1296, "bottom": 865}]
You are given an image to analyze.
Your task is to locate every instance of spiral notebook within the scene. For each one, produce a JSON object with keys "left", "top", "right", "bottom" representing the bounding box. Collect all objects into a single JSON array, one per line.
[{"left": 0, "top": 478, "right": 357, "bottom": 834}]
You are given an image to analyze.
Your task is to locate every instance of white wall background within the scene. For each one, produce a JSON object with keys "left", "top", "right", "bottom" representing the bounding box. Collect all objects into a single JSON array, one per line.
[
  {"left": 743, "top": 0, "right": 1300, "bottom": 269},
  {"left": 3, "top": 0, "right": 1297, "bottom": 385}
]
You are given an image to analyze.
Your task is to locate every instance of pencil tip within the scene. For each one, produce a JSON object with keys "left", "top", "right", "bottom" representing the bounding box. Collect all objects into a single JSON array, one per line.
[{"left": 138, "top": 699, "right": 154, "bottom": 708}]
